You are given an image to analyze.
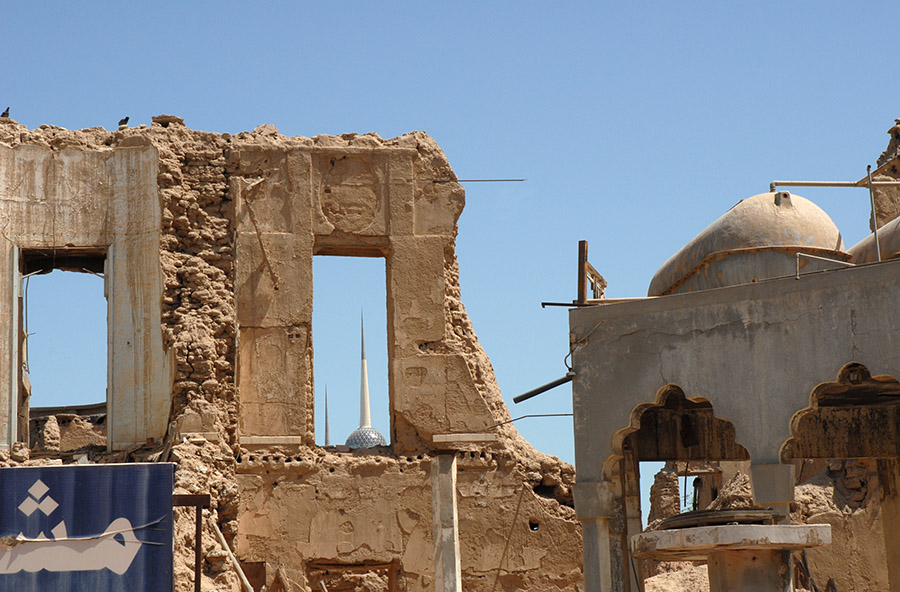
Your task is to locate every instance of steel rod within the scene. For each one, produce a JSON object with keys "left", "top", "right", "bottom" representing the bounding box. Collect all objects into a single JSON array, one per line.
[
  {"left": 769, "top": 180, "right": 900, "bottom": 192},
  {"left": 210, "top": 516, "right": 255, "bottom": 592},
  {"left": 795, "top": 252, "right": 855, "bottom": 280},
  {"left": 195, "top": 505, "right": 202, "bottom": 592},
  {"left": 432, "top": 178, "right": 526, "bottom": 183},
  {"left": 513, "top": 372, "right": 575, "bottom": 404}
]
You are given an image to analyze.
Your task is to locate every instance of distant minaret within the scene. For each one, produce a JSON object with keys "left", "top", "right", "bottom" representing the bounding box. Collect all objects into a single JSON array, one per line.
[
  {"left": 359, "top": 315, "right": 372, "bottom": 429},
  {"left": 324, "top": 384, "right": 331, "bottom": 446},
  {"left": 345, "top": 312, "right": 387, "bottom": 449}
]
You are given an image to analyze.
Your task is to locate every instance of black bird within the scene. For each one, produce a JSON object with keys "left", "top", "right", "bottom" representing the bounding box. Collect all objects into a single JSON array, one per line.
[
  {"left": 118, "top": 116, "right": 129, "bottom": 127},
  {"left": 1, "top": 107, "right": 8, "bottom": 118}
]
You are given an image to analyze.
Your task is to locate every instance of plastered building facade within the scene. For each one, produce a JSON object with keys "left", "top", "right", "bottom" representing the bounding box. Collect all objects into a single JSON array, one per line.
[
  {"left": 569, "top": 153, "right": 900, "bottom": 589},
  {"left": 0, "top": 117, "right": 582, "bottom": 592}
]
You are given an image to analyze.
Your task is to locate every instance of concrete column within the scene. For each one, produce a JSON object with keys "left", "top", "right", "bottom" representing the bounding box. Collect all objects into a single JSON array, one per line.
[
  {"left": 749, "top": 463, "right": 794, "bottom": 522},
  {"left": 432, "top": 453, "right": 461, "bottom": 592},
  {"left": 707, "top": 549, "right": 792, "bottom": 592},
  {"left": 574, "top": 480, "right": 620, "bottom": 592},
  {"left": 582, "top": 517, "right": 613, "bottom": 592},
  {"left": 621, "top": 452, "right": 642, "bottom": 592},
  {"left": 879, "top": 459, "right": 900, "bottom": 592}
]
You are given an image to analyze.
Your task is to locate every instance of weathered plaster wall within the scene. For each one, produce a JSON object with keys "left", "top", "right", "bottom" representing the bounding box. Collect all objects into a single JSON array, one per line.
[
  {"left": 0, "top": 117, "right": 582, "bottom": 592},
  {"left": 0, "top": 139, "right": 171, "bottom": 449}
]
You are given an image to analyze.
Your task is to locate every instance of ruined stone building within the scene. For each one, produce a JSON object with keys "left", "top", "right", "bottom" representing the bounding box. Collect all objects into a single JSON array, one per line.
[
  {"left": 5, "top": 111, "right": 900, "bottom": 592},
  {"left": 0, "top": 116, "right": 582, "bottom": 591}
]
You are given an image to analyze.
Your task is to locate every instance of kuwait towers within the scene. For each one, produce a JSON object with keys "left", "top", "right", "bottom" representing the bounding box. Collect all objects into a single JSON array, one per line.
[{"left": 345, "top": 314, "right": 388, "bottom": 448}]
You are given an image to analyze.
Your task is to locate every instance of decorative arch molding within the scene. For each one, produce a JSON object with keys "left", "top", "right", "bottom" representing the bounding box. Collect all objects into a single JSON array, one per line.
[
  {"left": 783, "top": 362, "right": 900, "bottom": 461},
  {"left": 602, "top": 384, "right": 750, "bottom": 479}
]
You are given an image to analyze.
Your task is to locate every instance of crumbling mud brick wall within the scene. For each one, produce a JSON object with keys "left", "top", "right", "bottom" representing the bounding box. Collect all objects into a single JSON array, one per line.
[{"left": 0, "top": 116, "right": 582, "bottom": 592}]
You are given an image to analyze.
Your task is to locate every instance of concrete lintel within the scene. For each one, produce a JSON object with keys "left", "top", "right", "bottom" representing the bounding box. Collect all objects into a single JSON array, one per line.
[
  {"left": 432, "top": 433, "right": 499, "bottom": 450},
  {"left": 631, "top": 524, "right": 831, "bottom": 562},
  {"left": 432, "top": 432, "right": 498, "bottom": 443},
  {"left": 240, "top": 436, "right": 305, "bottom": 446}
]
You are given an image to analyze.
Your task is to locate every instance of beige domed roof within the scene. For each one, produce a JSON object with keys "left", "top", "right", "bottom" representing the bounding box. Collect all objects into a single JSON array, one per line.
[{"left": 649, "top": 192, "right": 845, "bottom": 296}]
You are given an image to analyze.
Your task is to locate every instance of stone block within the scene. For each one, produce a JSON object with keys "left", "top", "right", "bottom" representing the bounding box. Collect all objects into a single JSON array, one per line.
[
  {"left": 238, "top": 326, "right": 312, "bottom": 439},
  {"left": 311, "top": 152, "right": 388, "bottom": 237},
  {"left": 393, "top": 354, "right": 493, "bottom": 443},
  {"left": 232, "top": 149, "right": 313, "bottom": 234},
  {"left": 388, "top": 236, "right": 447, "bottom": 352},
  {"left": 414, "top": 179, "right": 463, "bottom": 237},
  {"left": 236, "top": 231, "right": 313, "bottom": 327},
  {"left": 387, "top": 154, "right": 415, "bottom": 236}
]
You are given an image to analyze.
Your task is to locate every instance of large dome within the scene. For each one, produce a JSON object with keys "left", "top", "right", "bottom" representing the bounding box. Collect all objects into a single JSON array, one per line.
[
  {"left": 649, "top": 191, "right": 846, "bottom": 296},
  {"left": 346, "top": 426, "right": 387, "bottom": 449}
]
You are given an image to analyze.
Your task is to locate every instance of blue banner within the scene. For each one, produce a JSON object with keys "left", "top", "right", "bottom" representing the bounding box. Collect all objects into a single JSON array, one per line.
[{"left": 0, "top": 463, "right": 174, "bottom": 591}]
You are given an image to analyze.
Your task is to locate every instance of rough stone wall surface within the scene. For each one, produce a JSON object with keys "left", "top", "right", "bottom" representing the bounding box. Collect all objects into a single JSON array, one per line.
[
  {"left": 872, "top": 122, "right": 900, "bottom": 228},
  {"left": 0, "top": 118, "right": 581, "bottom": 592},
  {"left": 646, "top": 466, "right": 679, "bottom": 526}
]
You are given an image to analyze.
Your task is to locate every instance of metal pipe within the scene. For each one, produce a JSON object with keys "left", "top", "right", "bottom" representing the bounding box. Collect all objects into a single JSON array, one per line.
[
  {"left": 210, "top": 516, "right": 255, "bottom": 592},
  {"left": 577, "top": 240, "right": 588, "bottom": 305},
  {"left": 769, "top": 180, "right": 900, "bottom": 192},
  {"left": 867, "top": 165, "right": 882, "bottom": 262},
  {"left": 195, "top": 505, "right": 202, "bottom": 592},
  {"left": 513, "top": 371, "right": 575, "bottom": 404},
  {"left": 432, "top": 178, "right": 526, "bottom": 183},
  {"left": 542, "top": 297, "right": 658, "bottom": 308},
  {"left": 795, "top": 252, "right": 855, "bottom": 280}
]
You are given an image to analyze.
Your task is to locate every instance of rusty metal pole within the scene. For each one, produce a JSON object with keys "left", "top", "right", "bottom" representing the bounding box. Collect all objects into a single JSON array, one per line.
[
  {"left": 195, "top": 504, "right": 202, "bottom": 592},
  {"left": 173, "top": 494, "right": 211, "bottom": 592},
  {"left": 577, "top": 240, "right": 588, "bottom": 305}
]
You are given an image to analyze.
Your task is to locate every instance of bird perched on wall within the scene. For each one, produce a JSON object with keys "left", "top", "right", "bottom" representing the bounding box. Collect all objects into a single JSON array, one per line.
[
  {"left": 118, "top": 116, "right": 129, "bottom": 127},
  {"left": 1, "top": 107, "right": 9, "bottom": 118}
]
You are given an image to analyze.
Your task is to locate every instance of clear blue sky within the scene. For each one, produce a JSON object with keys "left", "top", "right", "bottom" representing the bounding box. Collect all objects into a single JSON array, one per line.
[{"left": 9, "top": 2, "right": 900, "bottom": 478}]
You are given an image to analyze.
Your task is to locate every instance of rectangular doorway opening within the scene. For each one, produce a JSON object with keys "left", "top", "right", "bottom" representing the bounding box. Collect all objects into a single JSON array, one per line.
[
  {"left": 312, "top": 255, "right": 390, "bottom": 449},
  {"left": 21, "top": 249, "right": 108, "bottom": 451}
]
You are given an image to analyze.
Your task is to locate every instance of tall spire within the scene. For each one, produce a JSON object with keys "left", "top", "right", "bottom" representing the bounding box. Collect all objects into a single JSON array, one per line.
[
  {"left": 324, "top": 384, "right": 331, "bottom": 446},
  {"left": 345, "top": 311, "right": 387, "bottom": 449},
  {"left": 360, "top": 312, "right": 371, "bottom": 428}
]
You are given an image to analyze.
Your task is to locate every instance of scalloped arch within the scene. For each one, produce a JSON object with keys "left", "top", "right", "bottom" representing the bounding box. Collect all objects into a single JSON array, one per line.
[
  {"left": 601, "top": 384, "right": 750, "bottom": 480},
  {"left": 783, "top": 362, "right": 900, "bottom": 462}
]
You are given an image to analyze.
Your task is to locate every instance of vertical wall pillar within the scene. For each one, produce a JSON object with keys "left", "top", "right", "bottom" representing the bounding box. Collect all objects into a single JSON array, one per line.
[
  {"left": 432, "top": 452, "right": 462, "bottom": 592},
  {"left": 879, "top": 459, "right": 900, "bottom": 592},
  {"left": 574, "top": 480, "right": 622, "bottom": 592},
  {"left": 581, "top": 517, "right": 613, "bottom": 592},
  {"left": 1, "top": 242, "right": 17, "bottom": 449},
  {"left": 621, "top": 451, "right": 643, "bottom": 592}
]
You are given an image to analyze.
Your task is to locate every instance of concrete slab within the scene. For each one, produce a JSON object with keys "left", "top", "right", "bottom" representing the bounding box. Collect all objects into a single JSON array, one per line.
[{"left": 631, "top": 524, "right": 832, "bottom": 562}]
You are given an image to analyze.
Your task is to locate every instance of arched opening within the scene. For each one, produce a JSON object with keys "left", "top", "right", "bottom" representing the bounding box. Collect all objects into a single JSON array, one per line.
[
  {"left": 784, "top": 362, "right": 900, "bottom": 461},
  {"left": 782, "top": 362, "right": 900, "bottom": 591},
  {"left": 603, "top": 385, "right": 751, "bottom": 591}
]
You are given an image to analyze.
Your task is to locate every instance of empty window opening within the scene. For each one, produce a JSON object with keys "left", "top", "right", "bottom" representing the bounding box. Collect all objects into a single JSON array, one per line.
[
  {"left": 313, "top": 255, "right": 390, "bottom": 448},
  {"left": 641, "top": 461, "right": 728, "bottom": 527},
  {"left": 20, "top": 250, "right": 107, "bottom": 449}
]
